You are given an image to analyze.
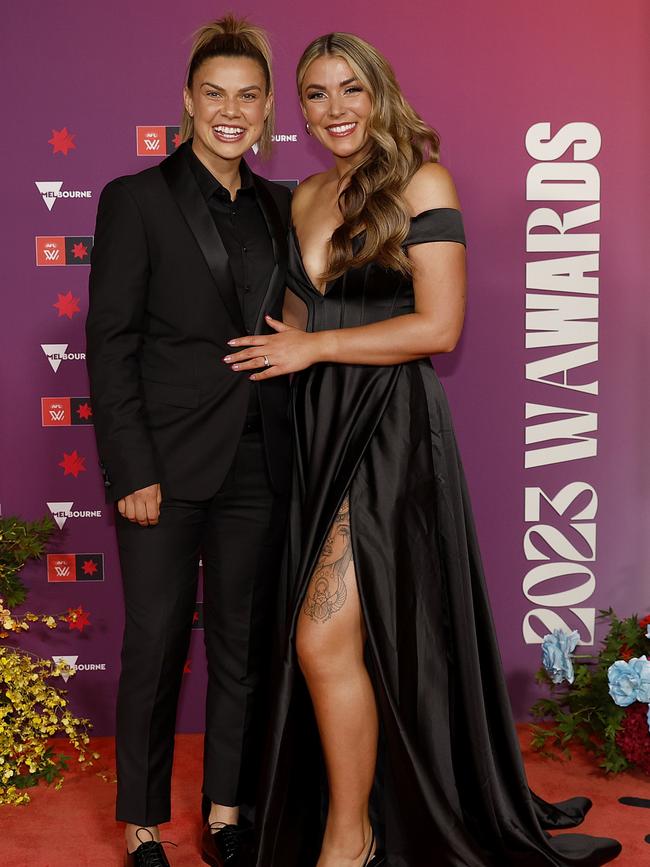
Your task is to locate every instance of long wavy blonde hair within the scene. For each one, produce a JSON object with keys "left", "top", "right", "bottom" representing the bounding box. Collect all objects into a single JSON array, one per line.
[
  {"left": 181, "top": 14, "right": 275, "bottom": 158},
  {"left": 297, "top": 33, "right": 440, "bottom": 279}
]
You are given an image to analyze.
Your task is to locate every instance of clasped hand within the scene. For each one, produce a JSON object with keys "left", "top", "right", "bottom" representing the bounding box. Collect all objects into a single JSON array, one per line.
[{"left": 223, "top": 315, "right": 324, "bottom": 380}]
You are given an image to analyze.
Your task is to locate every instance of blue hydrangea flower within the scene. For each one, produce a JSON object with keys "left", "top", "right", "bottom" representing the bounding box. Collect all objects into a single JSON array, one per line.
[
  {"left": 541, "top": 629, "right": 580, "bottom": 684},
  {"left": 608, "top": 656, "right": 650, "bottom": 706}
]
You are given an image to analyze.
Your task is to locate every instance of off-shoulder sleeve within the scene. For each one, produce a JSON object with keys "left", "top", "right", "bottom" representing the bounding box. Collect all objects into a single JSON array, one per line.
[{"left": 404, "top": 207, "right": 466, "bottom": 247}]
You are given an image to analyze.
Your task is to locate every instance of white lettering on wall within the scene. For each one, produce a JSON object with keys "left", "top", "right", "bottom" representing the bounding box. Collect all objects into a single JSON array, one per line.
[{"left": 523, "top": 122, "right": 601, "bottom": 644}]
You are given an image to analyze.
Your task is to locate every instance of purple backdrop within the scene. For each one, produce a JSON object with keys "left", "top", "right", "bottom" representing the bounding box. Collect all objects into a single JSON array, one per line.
[{"left": 4, "top": 0, "right": 649, "bottom": 735}]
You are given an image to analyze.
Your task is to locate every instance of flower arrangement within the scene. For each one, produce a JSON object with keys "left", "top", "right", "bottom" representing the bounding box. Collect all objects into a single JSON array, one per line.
[
  {"left": 0, "top": 515, "right": 96, "bottom": 805},
  {"left": 530, "top": 609, "right": 650, "bottom": 774}
]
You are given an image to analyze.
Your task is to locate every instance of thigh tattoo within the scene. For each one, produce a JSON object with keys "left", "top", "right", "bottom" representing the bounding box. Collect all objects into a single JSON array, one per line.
[{"left": 303, "top": 497, "right": 352, "bottom": 623}]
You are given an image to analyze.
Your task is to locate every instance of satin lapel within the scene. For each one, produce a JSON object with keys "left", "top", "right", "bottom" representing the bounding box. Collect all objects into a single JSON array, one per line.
[
  {"left": 159, "top": 146, "right": 245, "bottom": 333},
  {"left": 252, "top": 176, "right": 288, "bottom": 334}
]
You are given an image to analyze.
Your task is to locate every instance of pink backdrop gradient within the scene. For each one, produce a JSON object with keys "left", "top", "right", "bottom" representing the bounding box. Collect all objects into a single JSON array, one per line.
[{"left": 3, "top": 0, "right": 649, "bottom": 732}]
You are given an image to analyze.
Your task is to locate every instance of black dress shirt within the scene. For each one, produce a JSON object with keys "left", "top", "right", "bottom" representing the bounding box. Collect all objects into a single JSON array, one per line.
[
  {"left": 187, "top": 147, "right": 274, "bottom": 416},
  {"left": 187, "top": 147, "right": 273, "bottom": 334}
]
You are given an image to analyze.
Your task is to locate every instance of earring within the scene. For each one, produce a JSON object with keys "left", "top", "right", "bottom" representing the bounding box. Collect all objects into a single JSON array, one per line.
[{"left": 305, "top": 122, "right": 312, "bottom": 136}]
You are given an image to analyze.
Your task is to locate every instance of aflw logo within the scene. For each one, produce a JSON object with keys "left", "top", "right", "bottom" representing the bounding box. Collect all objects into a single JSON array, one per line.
[
  {"left": 136, "top": 126, "right": 180, "bottom": 156},
  {"left": 35, "top": 236, "right": 93, "bottom": 266},
  {"left": 41, "top": 397, "right": 92, "bottom": 426},
  {"left": 43, "top": 243, "right": 60, "bottom": 261},
  {"left": 47, "top": 553, "right": 104, "bottom": 582}
]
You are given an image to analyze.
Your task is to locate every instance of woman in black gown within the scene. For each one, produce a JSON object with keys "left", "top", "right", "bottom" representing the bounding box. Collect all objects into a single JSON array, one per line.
[{"left": 223, "top": 32, "right": 622, "bottom": 867}]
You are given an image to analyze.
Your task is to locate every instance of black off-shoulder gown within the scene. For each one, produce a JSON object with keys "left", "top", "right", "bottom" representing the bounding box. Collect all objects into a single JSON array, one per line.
[{"left": 254, "top": 209, "right": 621, "bottom": 867}]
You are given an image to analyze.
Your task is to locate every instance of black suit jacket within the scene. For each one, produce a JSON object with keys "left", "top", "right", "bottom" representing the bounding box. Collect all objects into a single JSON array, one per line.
[{"left": 86, "top": 142, "right": 291, "bottom": 502}]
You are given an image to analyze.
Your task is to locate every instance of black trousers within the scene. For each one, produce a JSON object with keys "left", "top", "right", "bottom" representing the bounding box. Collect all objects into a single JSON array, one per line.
[{"left": 114, "top": 429, "right": 286, "bottom": 825}]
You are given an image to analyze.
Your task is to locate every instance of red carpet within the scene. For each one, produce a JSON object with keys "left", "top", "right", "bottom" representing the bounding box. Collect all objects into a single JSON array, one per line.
[{"left": 1, "top": 726, "right": 648, "bottom": 866}]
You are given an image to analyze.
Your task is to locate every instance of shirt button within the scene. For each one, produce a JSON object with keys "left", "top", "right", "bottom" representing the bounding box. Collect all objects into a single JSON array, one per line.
[{"left": 242, "top": 246, "right": 247, "bottom": 252}]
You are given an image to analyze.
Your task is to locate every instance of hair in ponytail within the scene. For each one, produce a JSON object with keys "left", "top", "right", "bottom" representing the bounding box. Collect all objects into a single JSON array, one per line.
[{"left": 181, "top": 14, "right": 274, "bottom": 157}]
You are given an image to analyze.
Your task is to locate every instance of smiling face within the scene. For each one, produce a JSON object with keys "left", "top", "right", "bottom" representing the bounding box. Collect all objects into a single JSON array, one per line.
[
  {"left": 301, "top": 54, "right": 373, "bottom": 162},
  {"left": 184, "top": 54, "right": 272, "bottom": 168}
]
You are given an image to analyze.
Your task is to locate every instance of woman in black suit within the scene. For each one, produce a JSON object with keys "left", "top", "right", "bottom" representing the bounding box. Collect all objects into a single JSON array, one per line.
[{"left": 86, "top": 15, "right": 291, "bottom": 867}]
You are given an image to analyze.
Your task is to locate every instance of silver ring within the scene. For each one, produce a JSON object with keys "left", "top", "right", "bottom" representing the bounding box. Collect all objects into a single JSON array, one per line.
[{"left": 263, "top": 355, "right": 270, "bottom": 367}]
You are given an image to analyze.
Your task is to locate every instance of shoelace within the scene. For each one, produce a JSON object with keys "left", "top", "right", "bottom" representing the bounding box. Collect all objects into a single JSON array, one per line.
[
  {"left": 209, "top": 822, "right": 248, "bottom": 861},
  {"left": 131, "top": 829, "right": 177, "bottom": 867},
  {"left": 133, "top": 840, "right": 176, "bottom": 867}
]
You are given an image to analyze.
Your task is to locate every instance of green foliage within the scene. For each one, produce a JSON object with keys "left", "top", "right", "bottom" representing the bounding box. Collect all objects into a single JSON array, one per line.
[
  {"left": 529, "top": 609, "right": 648, "bottom": 774},
  {"left": 12, "top": 749, "right": 70, "bottom": 790},
  {"left": 0, "top": 516, "right": 56, "bottom": 607},
  {"left": 0, "top": 514, "right": 96, "bottom": 805}
]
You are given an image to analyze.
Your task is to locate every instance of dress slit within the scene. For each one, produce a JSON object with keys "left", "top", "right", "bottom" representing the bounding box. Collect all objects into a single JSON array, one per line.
[{"left": 254, "top": 213, "right": 621, "bottom": 867}]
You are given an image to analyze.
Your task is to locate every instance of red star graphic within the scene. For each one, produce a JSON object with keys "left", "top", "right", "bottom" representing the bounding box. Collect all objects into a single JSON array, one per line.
[
  {"left": 53, "top": 291, "right": 81, "bottom": 319},
  {"left": 48, "top": 127, "right": 76, "bottom": 156},
  {"left": 192, "top": 610, "right": 199, "bottom": 624},
  {"left": 76, "top": 402, "right": 92, "bottom": 420},
  {"left": 58, "top": 450, "right": 86, "bottom": 478},
  {"left": 81, "top": 559, "right": 98, "bottom": 576},
  {"left": 172, "top": 132, "right": 181, "bottom": 149},
  {"left": 67, "top": 606, "right": 91, "bottom": 632},
  {"left": 72, "top": 242, "right": 88, "bottom": 260},
  {"left": 183, "top": 659, "right": 192, "bottom": 674}
]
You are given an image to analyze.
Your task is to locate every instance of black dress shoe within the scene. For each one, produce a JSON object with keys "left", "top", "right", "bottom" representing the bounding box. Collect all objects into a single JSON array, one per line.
[
  {"left": 201, "top": 821, "right": 250, "bottom": 866},
  {"left": 125, "top": 840, "right": 171, "bottom": 866}
]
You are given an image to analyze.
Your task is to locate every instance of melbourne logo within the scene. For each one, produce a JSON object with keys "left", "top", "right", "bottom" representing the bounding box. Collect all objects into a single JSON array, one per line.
[
  {"left": 47, "top": 502, "right": 103, "bottom": 530},
  {"left": 47, "top": 554, "right": 104, "bottom": 583},
  {"left": 52, "top": 655, "right": 78, "bottom": 683},
  {"left": 251, "top": 134, "right": 299, "bottom": 157},
  {"left": 41, "top": 344, "right": 86, "bottom": 373},
  {"left": 52, "top": 655, "right": 107, "bottom": 683},
  {"left": 35, "top": 181, "right": 92, "bottom": 211},
  {"left": 48, "top": 127, "right": 76, "bottom": 156},
  {"left": 42, "top": 397, "right": 92, "bottom": 426},
  {"left": 136, "top": 126, "right": 180, "bottom": 156},
  {"left": 36, "top": 236, "right": 93, "bottom": 266}
]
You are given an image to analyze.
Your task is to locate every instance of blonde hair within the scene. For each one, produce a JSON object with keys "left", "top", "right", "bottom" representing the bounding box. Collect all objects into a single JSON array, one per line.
[
  {"left": 181, "top": 14, "right": 274, "bottom": 158},
  {"left": 297, "top": 33, "right": 440, "bottom": 279}
]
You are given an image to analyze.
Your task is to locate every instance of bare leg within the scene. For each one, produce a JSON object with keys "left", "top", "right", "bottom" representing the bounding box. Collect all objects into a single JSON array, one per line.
[
  {"left": 296, "top": 498, "right": 379, "bottom": 867},
  {"left": 125, "top": 824, "right": 160, "bottom": 853},
  {"left": 208, "top": 802, "right": 239, "bottom": 826}
]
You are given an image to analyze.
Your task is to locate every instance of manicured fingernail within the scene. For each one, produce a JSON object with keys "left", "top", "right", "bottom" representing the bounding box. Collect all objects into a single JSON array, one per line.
[
  {"left": 250, "top": 374, "right": 257, "bottom": 380},
  {"left": 265, "top": 314, "right": 272, "bottom": 319},
  {"left": 227, "top": 340, "right": 237, "bottom": 346},
  {"left": 223, "top": 355, "right": 231, "bottom": 362},
  {"left": 232, "top": 364, "right": 240, "bottom": 371}
]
